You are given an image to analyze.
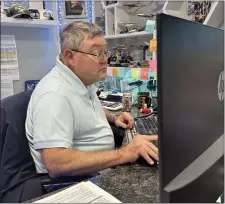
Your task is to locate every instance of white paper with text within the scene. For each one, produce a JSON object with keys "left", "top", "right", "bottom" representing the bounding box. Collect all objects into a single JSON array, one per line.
[
  {"left": 1, "top": 77, "right": 14, "bottom": 99},
  {"left": 34, "top": 181, "right": 121, "bottom": 203},
  {"left": 1, "top": 35, "right": 20, "bottom": 80}
]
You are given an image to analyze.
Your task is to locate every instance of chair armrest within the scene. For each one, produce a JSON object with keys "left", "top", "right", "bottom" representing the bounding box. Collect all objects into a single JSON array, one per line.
[{"left": 38, "top": 173, "right": 99, "bottom": 186}]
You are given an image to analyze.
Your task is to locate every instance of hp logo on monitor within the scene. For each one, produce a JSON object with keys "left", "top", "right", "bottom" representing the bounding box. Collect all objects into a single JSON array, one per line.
[{"left": 218, "top": 71, "right": 224, "bottom": 101}]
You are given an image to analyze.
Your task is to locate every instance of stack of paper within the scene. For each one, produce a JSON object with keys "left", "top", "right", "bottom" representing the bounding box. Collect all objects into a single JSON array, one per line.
[
  {"left": 34, "top": 181, "right": 121, "bottom": 203},
  {"left": 1, "top": 35, "right": 20, "bottom": 99}
]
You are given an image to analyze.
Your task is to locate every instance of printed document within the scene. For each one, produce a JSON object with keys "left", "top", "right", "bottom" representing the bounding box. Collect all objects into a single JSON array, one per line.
[
  {"left": 1, "top": 77, "right": 14, "bottom": 99},
  {"left": 34, "top": 181, "right": 121, "bottom": 203},
  {"left": 1, "top": 35, "right": 20, "bottom": 80}
]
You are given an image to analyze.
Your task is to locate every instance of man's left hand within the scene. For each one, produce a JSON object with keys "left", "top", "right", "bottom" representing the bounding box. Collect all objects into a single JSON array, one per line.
[{"left": 114, "top": 112, "right": 134, "bottom": 129}]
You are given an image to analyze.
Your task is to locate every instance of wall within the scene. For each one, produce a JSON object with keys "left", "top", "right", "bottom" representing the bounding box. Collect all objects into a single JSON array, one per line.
[
  {"left": 59, "top": 1, "right": 95, "bottom": 27},
  {"left": 29, "top": 1, "right": 43, "bottom": 9},
  {"left": 93, "top": 1, "right": 104, "bottom": 20},
  {"left": 2, "top": 26, "right": 58, "bottom": 94}
]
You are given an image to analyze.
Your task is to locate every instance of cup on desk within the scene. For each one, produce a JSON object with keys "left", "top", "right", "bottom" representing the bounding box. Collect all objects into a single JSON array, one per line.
[
  {"left": 137, "top": 92, "right": 151, "bottom": 109},
  {"left": 122, "top": 93, "right": 132, "bottom": 112}
]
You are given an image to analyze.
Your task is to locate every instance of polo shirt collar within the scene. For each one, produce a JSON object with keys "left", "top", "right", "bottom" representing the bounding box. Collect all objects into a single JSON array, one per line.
[{"left": 55, "top": 56, "right": 97, "bottom": 96}]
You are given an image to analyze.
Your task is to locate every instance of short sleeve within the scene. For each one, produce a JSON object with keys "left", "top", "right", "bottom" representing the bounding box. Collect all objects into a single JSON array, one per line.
[{"left": 33, "top": 92, "right": 74, "bottom": 150}]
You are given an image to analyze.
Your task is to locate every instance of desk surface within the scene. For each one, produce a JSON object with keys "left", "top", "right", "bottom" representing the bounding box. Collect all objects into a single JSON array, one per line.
[
  {"left": 114, "top": 106, "right": 150, "bottom": 119},
  {"left": 28, "top": 165, "right": 159, "bottom": 203},
  {"left": 97, "top": 165, "right": 159, "bottom": 203}
]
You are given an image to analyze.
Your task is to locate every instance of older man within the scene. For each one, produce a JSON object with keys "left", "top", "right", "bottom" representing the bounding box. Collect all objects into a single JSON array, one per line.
[{"left": 25, "top": 21, "right": 158, "bottom": 178}]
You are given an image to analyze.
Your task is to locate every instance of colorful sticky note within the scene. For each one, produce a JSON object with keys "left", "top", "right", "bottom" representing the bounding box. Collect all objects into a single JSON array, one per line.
[
  {"left": 149, "top": 59, "right": 157, "bottom": 71},
  {"left": 140, "top": 68, "right": 149, "bottom": 80},
  {"left": 112, "top": 67, "right": 118, "bottom": 77},
  {"left": 107, "top": 66, "right": 113, "bottom": 76},
  {"left": 131, "top": 68, "right": 140, "bottom": 80},
  {"left": 145, "top": 20, "right": 155, "bottom": 33},
  {"left": 149, "top": 71, "right": 154, "bottom": 78},
  {"left": 154, "top": 69, "right": 157, "bottom": 80},
  {"left": 150, "top": 39, "right": 157, "bottom": 52},
  {"left": 118, "top": 67, "right": 129, "bottom": 77}
]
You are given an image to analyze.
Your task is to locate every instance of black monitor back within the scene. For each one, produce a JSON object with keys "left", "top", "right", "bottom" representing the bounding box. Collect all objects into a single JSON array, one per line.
[{"left": 157, "top": 14, "right": 224, "bottom": 203}]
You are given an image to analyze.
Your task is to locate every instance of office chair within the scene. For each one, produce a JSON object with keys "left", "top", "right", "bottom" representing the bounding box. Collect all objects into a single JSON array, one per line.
[{"left": 0, "top": 91, "right": 97, "bottom": 203}]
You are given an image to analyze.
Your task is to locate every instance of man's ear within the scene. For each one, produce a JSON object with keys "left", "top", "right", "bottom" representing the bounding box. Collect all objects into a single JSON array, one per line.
[{"left": 64, "top": 49, "right": 75, "bottom": 67}]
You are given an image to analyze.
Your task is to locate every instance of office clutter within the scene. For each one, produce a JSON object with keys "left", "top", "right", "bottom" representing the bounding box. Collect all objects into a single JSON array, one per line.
[
  {"left": 98, "top": 11, "right": 158, "bottom": 112},
  {"left": 187, "top": 1, "right": 212, "bottom": 23},
  {"left": 1, "top": 35, "right": 19, "bottom": 99},
  {"left": 1, "top": 4, "right": 54, "bottom": 20},
  {"left": 115, "top": 1, "right": 163, "bottom": 35}
]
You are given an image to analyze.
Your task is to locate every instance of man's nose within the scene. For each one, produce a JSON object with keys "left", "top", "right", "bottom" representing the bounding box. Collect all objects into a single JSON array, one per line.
[{"left": 100, "top": 56, "right": 107, "bottom": 64}]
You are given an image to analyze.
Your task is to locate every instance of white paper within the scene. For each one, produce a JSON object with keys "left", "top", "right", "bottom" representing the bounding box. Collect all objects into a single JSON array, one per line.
[
  {"left": 34, "top": 181, "right": 121, "bottom": 203},
  {"left": 1, "top": 35, "right": 20, "bottom": 80},
  {"left": 1, "top": 68, "right": 20, "bottom": 80},
  {"left": 1, "top": 77, "right": 14, "bottom": 99}
]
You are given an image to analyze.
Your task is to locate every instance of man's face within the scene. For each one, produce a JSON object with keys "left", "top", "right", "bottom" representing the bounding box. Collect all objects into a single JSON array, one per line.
[{"left": 66, "top": 35, "right": 108, "bottom": 85}]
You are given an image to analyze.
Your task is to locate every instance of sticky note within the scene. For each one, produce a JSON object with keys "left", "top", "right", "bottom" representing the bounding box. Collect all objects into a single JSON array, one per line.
[
  {"left": 107, "top": 66, "right": 113, "bottom": 76},
  {"left": 149, "top": 60, "right": 157, "bottom": 71},
  {"left": 140, "top": 68, "right": 149, "bottom": 80},
  {"left": 149, "top": 71, "right": 154, "bottom": 78},
  {"left": 131, "top": 68, "right": 140, "bottom": 80},
  {"left": 145, "top": 20, "right": 155, "bottom": 33},
  {"left": 154, "top": 69, "right": 157, "bottom": 80},
  {"left": 112, "top": 67, "right": 118, "bottom": 77},
  {"left": 150, "top": 39, "right": 157, "bottom": 52},
  {"left": 118, "top": 67, "right": 129, "bottom": 77}
]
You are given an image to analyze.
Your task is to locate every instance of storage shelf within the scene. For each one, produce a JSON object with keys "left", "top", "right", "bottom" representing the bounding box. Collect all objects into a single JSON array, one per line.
[
  {"left": 105, "top": 31, "right": 152, "bottom": 39},
  {"left": 1, "top": 18, "right": 58, "bottom": 28},
  {"left": 203, "top": 1, "right": 224, "bottom": 29},
  {"left": 163, "top": 1, "right": 184, "bottom": 12},
  {"left": 102, "top": 2, "right": 120, "bottom": 9},
  {"left": 105, "top": 3, "right": 119, "bottom": 9}
]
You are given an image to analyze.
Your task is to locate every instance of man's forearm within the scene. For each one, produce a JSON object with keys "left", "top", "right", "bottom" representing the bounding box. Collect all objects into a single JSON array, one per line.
[
  {"left": 103, "top": 108, "right": 117, "bottom": 123},
  {"left": 42, "top": 148, "right": 125, "bottom": 178}
]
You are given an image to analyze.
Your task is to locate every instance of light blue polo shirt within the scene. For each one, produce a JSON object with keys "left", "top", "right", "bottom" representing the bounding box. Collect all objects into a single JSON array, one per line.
[{"left": 25, "top": 56, "right": 115, "bottom": 173}]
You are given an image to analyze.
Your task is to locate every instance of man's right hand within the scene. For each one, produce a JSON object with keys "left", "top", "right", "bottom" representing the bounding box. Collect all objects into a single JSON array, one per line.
[{"left": 119, "top": 135, "right": 158, "bottom": 165}]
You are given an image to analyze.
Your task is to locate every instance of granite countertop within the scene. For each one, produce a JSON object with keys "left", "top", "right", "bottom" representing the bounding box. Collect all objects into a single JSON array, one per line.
[
  {"left": 27, "top": 164, "right": 159, "bottom": 203},
  {"left": 97, "top": 165, "right": 159, "bottom": 203}
]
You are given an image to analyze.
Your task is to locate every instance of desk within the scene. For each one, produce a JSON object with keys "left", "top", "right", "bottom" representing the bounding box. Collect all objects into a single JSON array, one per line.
[
  {"left": 97, "top": 165, "right": 159, "bottom": 203},
  {"left": 114, "top": 105, "right": 151, "bottom": 119},
  {"left": 28, "top": 165, "right": 159, "bottom": 203}
]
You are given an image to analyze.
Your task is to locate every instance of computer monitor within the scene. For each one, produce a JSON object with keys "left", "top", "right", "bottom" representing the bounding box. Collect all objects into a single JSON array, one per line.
[{"left": 157, "top": 14, "right": 224, "bottom": 203}]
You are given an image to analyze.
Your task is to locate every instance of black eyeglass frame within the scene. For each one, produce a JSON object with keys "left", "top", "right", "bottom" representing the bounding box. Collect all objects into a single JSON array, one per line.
[{"left": 71, "top": 49, "right": 111, "bottom": 60}]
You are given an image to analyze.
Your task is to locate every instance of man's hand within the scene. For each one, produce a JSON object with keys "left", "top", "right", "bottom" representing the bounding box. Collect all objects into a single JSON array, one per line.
[
  {"left": 114, "top": 112, "right": 134, "bottom": 129},
  {"left": 119, "top": 135, "right": 158, "bottom": 165}
]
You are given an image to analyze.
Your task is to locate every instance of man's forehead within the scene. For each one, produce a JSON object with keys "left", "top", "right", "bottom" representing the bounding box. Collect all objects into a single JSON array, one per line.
[{"left": 84, "top": 36, "right": 107, "bottom": 47}]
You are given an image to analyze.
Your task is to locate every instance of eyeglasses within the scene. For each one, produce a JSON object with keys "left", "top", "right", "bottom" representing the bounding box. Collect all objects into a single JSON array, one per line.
[{"left": 71, "top": 49, "right": 111, "bottom": 61}]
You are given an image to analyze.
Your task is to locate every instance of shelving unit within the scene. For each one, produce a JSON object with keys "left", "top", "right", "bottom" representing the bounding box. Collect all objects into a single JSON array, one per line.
[
  {"left": 162, "top": 1, "right": 192, "bottom": 20},
  {"left": 163, "top": 1, "right": 184, "bottom": 12},
  {"left": 1, "top": 18, "right": 58, "bottom": 28},
  {"left": 102, "top": 2, "right": 162, "bottom": 39},
  {"left": 105, "top": 31, "right": 152, "bottom": 39},
  {"left": 1, "top": 0, "right": 60, "bottom": 94},
  {"left": 162, "top": 1, "right": 224, "bottom": 29},
  {"left": 203, "top": 1, "right": 224, "bottom": 28}
]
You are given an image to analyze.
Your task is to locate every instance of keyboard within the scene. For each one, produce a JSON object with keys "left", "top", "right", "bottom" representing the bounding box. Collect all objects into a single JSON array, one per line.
[
  {"left": 124, "top": 112, "right": 159, "bottom": 167},
  {"left": 124, "top": 112, "right": 158, "bottom": 146}
]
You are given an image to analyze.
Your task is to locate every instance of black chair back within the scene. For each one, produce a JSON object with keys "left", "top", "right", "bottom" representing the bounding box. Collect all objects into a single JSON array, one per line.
[{"left": 0, "top": 91, "right": 44, "bottom": 202}]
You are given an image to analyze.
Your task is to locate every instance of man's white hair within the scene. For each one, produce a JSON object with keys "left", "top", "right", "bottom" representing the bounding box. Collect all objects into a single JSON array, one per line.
[{"left": 59, "top": 21, "right": 104, "bottom": 60}]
